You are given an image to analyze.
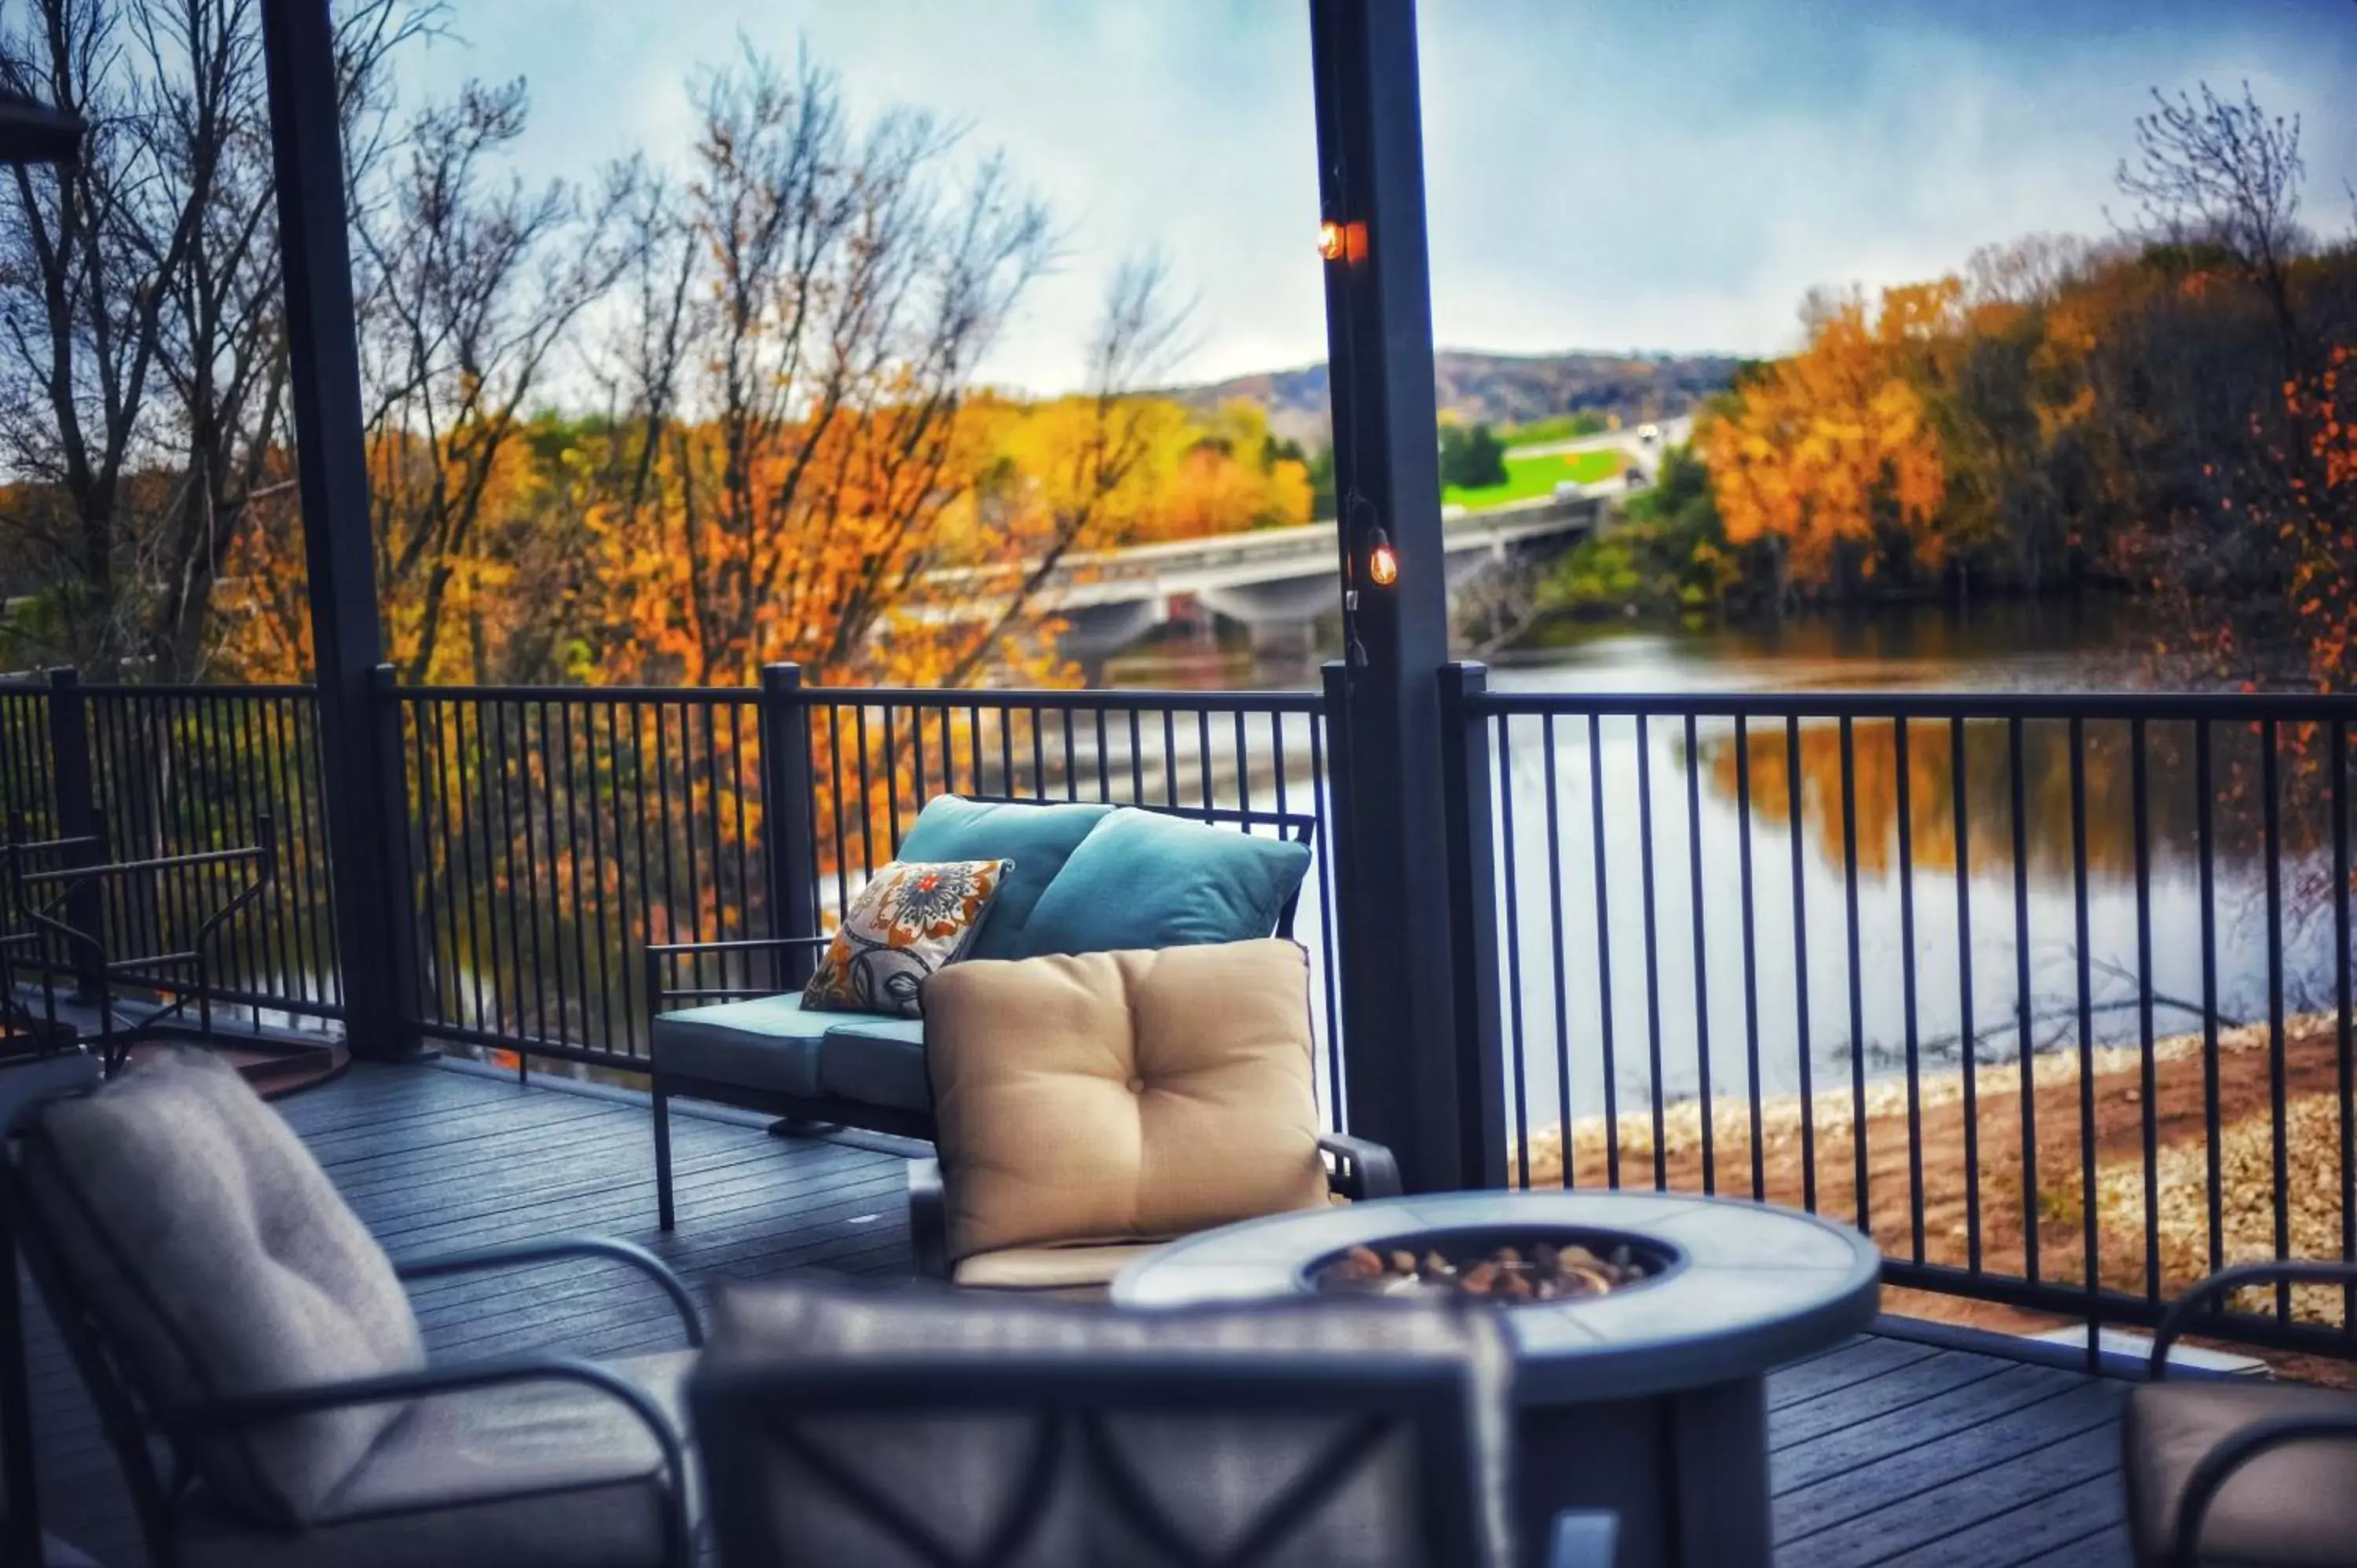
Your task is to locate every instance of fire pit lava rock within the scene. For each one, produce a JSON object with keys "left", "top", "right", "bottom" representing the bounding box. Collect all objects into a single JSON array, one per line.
[{"left": 1310, "top": 1225, "right": 1675, "bottom": 1302}]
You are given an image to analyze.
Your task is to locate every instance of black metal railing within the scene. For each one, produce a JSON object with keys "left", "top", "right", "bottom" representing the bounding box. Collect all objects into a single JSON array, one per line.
[
  {"left": 79, "top": 683, "right": 340, "bottom": 1020},
  {"left": 1449, "top": 670, "right": 2357, "bottom": 1358},
  {"left": 394, "top": 684, "right": 768, "bottom": 1069},
  {"left": 2, "top": 669, "right": 1344, "bottom": 1112},
  {"left": 390, "top": 675, "right": 1341, "bottom": 1112},
  {"left": 12, "top": 655, "right": 2357, "bottom": 1355},
  {"left": 0, "top": 677, "right": 54, "bottom": 842},
  {"left": 789, "top": 683, "right": 1343, "bottom": 1112},
  {"left": 0, "top": 675, "right": 337, "bottom": 1027}
]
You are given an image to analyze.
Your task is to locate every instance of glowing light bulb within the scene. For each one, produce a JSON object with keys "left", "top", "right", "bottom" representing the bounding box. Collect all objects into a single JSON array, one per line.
[
  {"left": 1368, "top": 529, "right": 1399, "bottom": 587},
  {"left": 1317, "top": 220, "right": 1346, "bottom": 261}
]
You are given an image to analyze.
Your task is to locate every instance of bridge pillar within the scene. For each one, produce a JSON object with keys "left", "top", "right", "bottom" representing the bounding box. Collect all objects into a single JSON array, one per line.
[{"left": 1310, "top": 0, "right": 1494, "bottom": 1192}]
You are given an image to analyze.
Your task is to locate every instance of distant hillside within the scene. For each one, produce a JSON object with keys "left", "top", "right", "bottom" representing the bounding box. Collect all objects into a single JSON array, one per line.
[{"left": 1168, "top": 350, "right": 1742, "bottom": 447}]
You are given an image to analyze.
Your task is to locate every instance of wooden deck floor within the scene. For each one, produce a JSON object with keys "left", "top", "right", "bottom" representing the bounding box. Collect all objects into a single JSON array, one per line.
[{"left": 25, "top": 1058, "right": 2135, "bottom": 1566}]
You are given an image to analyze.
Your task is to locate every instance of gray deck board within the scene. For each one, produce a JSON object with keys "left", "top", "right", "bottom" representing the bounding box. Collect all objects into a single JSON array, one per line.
[{"left": 18, "top": 1057, "right": 2153, "bottom": 1566}]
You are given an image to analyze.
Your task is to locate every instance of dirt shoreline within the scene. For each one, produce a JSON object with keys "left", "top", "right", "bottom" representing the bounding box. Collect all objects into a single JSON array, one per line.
[{"left": 1511, "top": 1011, "right": 2354, "bottom": 1378}]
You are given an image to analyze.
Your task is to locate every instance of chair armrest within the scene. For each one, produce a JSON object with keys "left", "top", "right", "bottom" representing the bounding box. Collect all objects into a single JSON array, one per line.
[
  {"left": 2168, "top": 1411, "right": 2357, "bottom": 1568},
  {"left": 0, "top": 1053, "right": 99, "bottom": 1138},
  {"left": 1545, "top": 1510, "right": 1619, "bottom": 1568},
  {"left": 2148, "top": 1261, "right": 2357, "bottom": 1379},
  {"left": 645, "top": 936, "right": 832, "bottom": 959},
  {"left": 908, "top": 1159, "right": 951, "bottom": 1280},
  {"left": 1318, "top": 1133, "right": 1402, "bottom": 1200},
  {"left": 174, "top": 1355, "right": 694, "bottom": 1566},
  {"left": 395, "top": 1236, "right": 702, "bottom": 1348},
  {"left": 647, "top": 936, "right": 832, "bottom": 1008}
]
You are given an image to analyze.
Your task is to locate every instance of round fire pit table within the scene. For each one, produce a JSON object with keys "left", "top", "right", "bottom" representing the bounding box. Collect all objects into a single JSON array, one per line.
[{"left": 1115, "top": 1189, "right": 1880, "bottom": 1568}]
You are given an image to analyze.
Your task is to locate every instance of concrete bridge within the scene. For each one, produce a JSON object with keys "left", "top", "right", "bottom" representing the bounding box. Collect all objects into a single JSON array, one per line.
[{"left": 920, "top": 484, "right": 1618, "bottom": 661}]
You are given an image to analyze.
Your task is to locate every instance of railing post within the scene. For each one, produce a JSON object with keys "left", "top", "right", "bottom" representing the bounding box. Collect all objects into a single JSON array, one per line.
[
  {"left": 1320, "top": 657, "right": 1362, "bottom": 1038},
  {"left": 758, "top": 664, "right": 819, "bottom": 988},
  {"left": 1438, "top": 663, "right": 1508, "bottom": 1190},
  {"left": 43, "top": 668, "right": 104, "bottom": 1002},
  {"left": 1310, "top": 0, "right": 1472, "bottom": 1194},
  {"left": 259, "top": 0, "right": 413, "bottom": 1061},
  {"left": 371, "top": 665, "right": 423, "bottom": 1053}
]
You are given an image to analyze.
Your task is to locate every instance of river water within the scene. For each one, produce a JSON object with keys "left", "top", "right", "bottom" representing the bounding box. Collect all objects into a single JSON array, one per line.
[{"left": 1120, "top": 601, "right": 2346, "bottom": 1128}]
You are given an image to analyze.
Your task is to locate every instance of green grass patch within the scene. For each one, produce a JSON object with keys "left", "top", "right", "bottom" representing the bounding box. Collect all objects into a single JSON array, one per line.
[
  {"left": 1499, "top": 412, "right": 1608, "bottom": 449},
  {"left": 1443, "top": 448, "right": 1622, "bottom": 510}
]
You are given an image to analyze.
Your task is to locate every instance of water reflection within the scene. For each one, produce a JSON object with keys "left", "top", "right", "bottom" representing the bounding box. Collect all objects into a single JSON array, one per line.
[
  {"left": 1493, "top": 706, "right": 2348, "bottom": 1129},
  {"left": 1704, "top": 716, "right": 2331, "bottom": 889}
]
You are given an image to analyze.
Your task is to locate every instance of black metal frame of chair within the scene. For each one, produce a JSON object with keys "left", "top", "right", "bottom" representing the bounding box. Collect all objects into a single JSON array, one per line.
[
  {"left": 5, "top": 814, "right": 277, "bottom": 1075},
  {"left": 0, "top": 828, "right": 86, "bottom": 1061},
  {"left": 0, "top": 1053, "right": 705, "bottom": 1568},
  {"left": 2140, "top": 1260, "right": 2357, "bottom": 1568},
  {"left": 691, "top": 1328, "right": 1616, "bottom": 1568}
]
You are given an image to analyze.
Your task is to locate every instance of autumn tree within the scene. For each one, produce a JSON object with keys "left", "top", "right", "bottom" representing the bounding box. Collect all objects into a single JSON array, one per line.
[
  {"left": 1699, "top": 280, "right": 1961, "bottom": 604},
  {"left": 2117, "top": 81, "right": 2308, "bottom": 364},
  {"left": 984, "top": 394, "right": 1310, "bottom": 550},
  {"left": 570, "top": 50, "right": 1038, "bottom": 687},
  {"left": 1148, "top": 400, "right": 1314, "bottom": 541},
  {"left": 575, "top": 51, "right": 1204, "bottom": 693},
  {"left": 937, "top": 250, "right": 1200, "bottom": 681},
  {"left": 2106, "top": 78, "right": 2357, "bottom": 686},
  {"left": 354, "top": 82, "right": 635, "bottom": 685},
  {"left": 0, "top": 0, "right": 427, "bottom": 677}
]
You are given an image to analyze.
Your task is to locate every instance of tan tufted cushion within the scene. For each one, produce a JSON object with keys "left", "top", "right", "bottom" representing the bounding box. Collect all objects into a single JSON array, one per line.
[
  {"left": 17, "top": 1049, "right": 426, "bottom": 1526},
  {"left": 950, "top": 1242, "right": 1167, "bottom": 1295},
  {"left": 921, "top": 939, "right": 1328, "bottom": 1263}
]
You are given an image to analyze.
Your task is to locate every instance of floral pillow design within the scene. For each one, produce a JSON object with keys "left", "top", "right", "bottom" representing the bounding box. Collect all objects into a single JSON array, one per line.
[{"left": 801, "top": 858, "right": 1012, "bottom": 1018}]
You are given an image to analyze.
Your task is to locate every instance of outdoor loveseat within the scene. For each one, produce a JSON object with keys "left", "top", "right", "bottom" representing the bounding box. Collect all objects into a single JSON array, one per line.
[{"left": 645, "top": 794, "right": 1318, "bottom": 1229}]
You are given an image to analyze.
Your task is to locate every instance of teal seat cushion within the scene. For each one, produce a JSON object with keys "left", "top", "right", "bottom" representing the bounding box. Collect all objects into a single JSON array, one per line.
[
  {"left": 1018, "top": 807, "right": 1313, "bottom": 957},
  {"left": 816, "top": 1015, "right": 933, "bottom": 1113},
  {"left": 649, "top": 994, "right": 834, "bottom": 1097},
  {"left": 894, "top": 796, "right": 1114, "bottom": 961}
]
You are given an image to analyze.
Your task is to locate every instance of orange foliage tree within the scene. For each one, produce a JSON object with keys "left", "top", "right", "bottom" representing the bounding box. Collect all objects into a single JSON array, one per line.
[{"left": 1700, "top": 281, "right": 1962, "bottom": 603}]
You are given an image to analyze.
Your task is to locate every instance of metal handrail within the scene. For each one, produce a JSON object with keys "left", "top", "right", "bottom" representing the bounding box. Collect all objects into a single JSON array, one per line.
[{"left": 1468, "top": 687, "right": 2357, "bottom": 721}]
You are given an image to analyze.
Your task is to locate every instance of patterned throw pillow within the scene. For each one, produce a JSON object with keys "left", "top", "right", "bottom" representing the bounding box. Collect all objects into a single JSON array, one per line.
[{"left": 801, "top": 859, "right": 1011, "bottom": 1018}]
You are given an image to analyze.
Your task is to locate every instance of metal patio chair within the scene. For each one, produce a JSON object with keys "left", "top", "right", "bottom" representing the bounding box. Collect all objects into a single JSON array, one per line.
[
  {"left": 0, "top": 1048, "right": 702, "bottom": 1568},
  {"left": 2124, "top": 1260, "right": 2357, "bottom": 1567},
  {"left": 0, "top": 827, "right": 82, "bottom": 1061},
  {"left": 4, "top": 811, "right": 277, "bottom": 1075},
  {"left": 689, "top": 1276, "right": 1617, "bottom": 1568}
]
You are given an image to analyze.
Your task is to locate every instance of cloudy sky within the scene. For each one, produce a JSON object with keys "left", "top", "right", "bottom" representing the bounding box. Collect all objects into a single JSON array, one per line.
[{"left": 394, "top": 0, "right": 2357, "bottom": 394}]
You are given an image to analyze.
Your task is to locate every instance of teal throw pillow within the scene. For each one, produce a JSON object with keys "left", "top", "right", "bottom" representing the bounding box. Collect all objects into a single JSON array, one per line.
[
  {"left": 1018, "top": 806, "right": 1312, "bottom": 957},
  {"left": 895, "top": 795, "right": 1114, "bottom": 961}
]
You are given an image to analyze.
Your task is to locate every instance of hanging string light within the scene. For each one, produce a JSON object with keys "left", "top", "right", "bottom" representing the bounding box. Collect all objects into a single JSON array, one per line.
[
  {"left": 1321, "top": 205, "right": 1399, "bottom": 602},
  {"left": 1317, "top": 0, "right": 1391, "bottom": 669}
]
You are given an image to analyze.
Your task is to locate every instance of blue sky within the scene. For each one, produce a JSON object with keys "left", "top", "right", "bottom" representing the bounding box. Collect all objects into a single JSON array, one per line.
[{"left": 394, "top": 0, "right": 2357, "bottom": 394}]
